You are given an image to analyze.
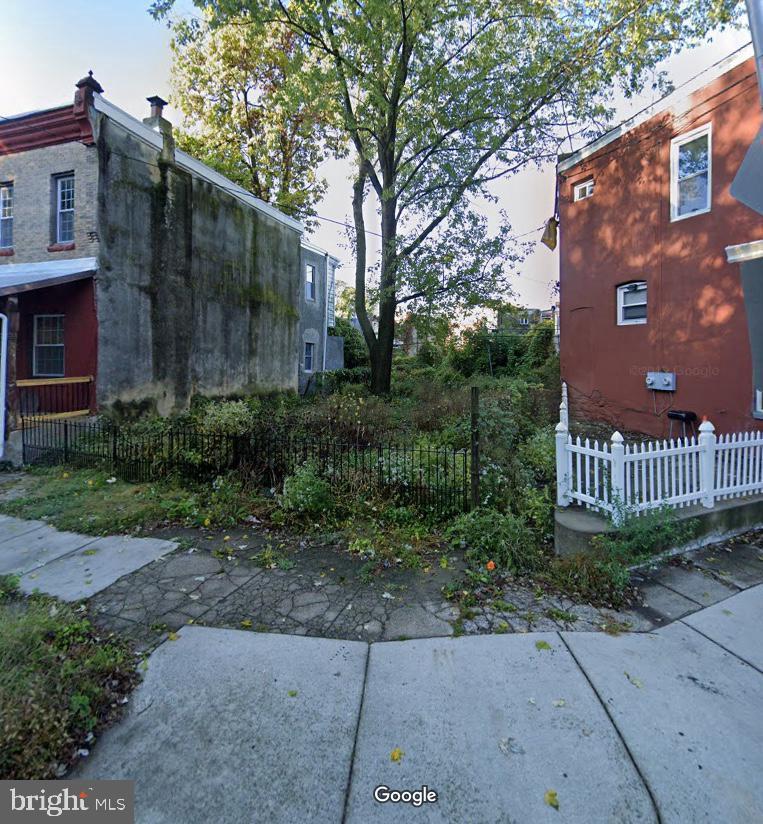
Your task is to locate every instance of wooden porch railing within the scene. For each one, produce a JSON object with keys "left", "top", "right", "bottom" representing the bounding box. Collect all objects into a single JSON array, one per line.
[{"left": 16, "top": 376, "right": 94, "bottom": 421}]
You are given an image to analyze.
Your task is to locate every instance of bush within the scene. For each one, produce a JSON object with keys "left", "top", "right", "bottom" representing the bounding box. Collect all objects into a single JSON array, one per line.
[
  {"left": 594, "top": 505, "right": 698, "bottom": 565},
  {"left": 280, "top": 462, "right": 334, "bottom": 517},
  {"left": 446, "top": 507, "right": 539, "bottom": 573},
  {"left": 330, "top": 318, "right": 369, "bottom": 369},
  {"left": 0, "top": 577, "right": 137, "bottom": 779},
  {"left": 199, "top": 399, "right": 259, "bottom": 436}
]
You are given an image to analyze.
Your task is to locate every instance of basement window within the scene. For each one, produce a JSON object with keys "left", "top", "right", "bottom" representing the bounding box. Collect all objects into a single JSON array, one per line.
[
  {"left": 304, "top": 342, "right": 315, "bottom": 373},
  {"left": 573, "top": 179, "right": 594, "bottom": 201},
  {"left": 671, "top": 124, "right": 711, "bottom": 221},
  {"left": 617, "top": 281, "right": 647, "bottom": 326},
  {"left": 756, "top": 389, "right": 763, "bottom": 418},
  {"left": 33, "top": 315, "right": 65, "bottom": 377}
]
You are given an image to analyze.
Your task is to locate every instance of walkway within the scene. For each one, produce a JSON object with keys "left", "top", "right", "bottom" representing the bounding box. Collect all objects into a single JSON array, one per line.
[{"left": 73, "top": 586, "right": 763, "bottom": 823}]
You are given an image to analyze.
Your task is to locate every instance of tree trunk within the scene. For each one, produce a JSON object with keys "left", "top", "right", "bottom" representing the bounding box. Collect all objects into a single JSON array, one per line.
[
  {"left": 352, "top": 170, "right": 377, "bottom": 359},
  {"left": 370, "top": 195, "right": 398, "bottom": 394}
]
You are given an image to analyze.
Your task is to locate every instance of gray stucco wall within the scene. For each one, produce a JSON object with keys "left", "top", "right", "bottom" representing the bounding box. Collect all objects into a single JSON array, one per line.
[
  {"left": 298, "top": 247, "right": 327, "bottom": 394},
  {"left": 94, "top": 114, "right": 300, "bottom": 414}
]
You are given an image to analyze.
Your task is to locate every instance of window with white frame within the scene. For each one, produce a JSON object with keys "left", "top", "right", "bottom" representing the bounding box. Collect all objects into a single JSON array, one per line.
[
  {"left": 56, "top": 174, "right": 75, "bottom": 243},
  {"left": 756, "top": 389, "right": 763, "bottom": 416},
  {"left": 617, "top": 281, "right": 647, "bottom": 325},
  {"left": 327, "top": 265, "right": 336, "bottom": 327},
  {"left": 573, "top": 179, "right": 595, "bottom": 201},
  {"left": 0, "top": 183, "right": 13, "bottom": 248},
  {"left": 33, "top": 315, "right": 65, "bottom": 377},
  {"left": 304, "top": 341, "right": 315, "bottom": 372},
  {"left": 305, "top": 263, "right": 316, "bottom": 301},
  {"left": 670, "top": 124, "right": 711, "bottom": 220}
]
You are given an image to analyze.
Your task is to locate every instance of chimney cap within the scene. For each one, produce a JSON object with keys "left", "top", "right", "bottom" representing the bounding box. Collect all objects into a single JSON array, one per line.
[
  {"left": 147, "top": 95, "right": 168, "bottom": 108},
  {"left": 76, "top": 70, "right": 103, "bottom": 94}
]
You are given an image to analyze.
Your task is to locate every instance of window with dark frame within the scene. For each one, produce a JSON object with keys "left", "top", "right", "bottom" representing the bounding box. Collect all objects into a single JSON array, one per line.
[
  {"left": 33, "top": 315, "right": 65, "bottom": 377},
  {"left": 305, "top": 264, "right": 316, "bottom": 301},
  {"left": 304, "top": 341, "right": 315, "bottom": 372},
  {"left": 56, "top": 175, "right": 75, "bottom": 243},
  {"left": 0, "top": 183, "right": 13, "bottom": 248},
  {"left": 617, "top": 282, "right": 647, "bottom": 326}
]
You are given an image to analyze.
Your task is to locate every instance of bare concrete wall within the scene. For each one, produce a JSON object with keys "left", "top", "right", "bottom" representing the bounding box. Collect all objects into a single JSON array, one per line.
[{"left": 94, "top": 115, "right": 300, "bottom": 414}]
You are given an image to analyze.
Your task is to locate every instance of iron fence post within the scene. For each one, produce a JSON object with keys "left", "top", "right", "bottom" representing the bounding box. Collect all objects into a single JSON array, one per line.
[
  {"left": 63, "top": 420, "right": 69, "bottom": 464},
  {"left": 470, "top": 386, "right": 480, "bottom": 509}
]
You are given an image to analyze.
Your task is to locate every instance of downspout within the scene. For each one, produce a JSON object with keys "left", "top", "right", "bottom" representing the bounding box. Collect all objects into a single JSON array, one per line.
[
  {"left": 322, "top": 252, "right": 329, "bottom": 373},
  {"left": 0, "top": 314, "right": 8, "bottom": 459}
]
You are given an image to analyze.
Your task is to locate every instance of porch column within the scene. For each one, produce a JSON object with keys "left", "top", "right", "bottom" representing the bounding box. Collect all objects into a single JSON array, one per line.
[{"left": 3, "top": 295, "right": 20, "bottom": 433}]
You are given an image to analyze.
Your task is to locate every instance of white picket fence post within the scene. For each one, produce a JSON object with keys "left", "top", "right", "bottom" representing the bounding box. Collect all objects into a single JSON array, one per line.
[
  {"left": 610, "top": 431, "right": 626, "bottom": 524},
  {"left": 555, "top": 419, "right": 570, "bottom": 506},
  {"left": 559, "top": 382, "right": 569, "bottom": 429},
  {"left": 698, "top": 418, "right": 717, "bottom": 509}
]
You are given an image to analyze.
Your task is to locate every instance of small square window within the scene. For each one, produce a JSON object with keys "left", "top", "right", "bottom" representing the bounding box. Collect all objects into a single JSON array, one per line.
[
  {"left": 617, "top": 282, "right": 647, "bottom": 326},
  {"left": 304, "top": 341, "right": 315, "bottom": 372},
  {"left": 573, "top": 179, "right": 595, "bottom": 201},
  {"left": 305, "top": 264, "right": 316, "bottom": 301},
  {"left": 671, "top": 125, "right": 711, "bottom": 221},
  {"left": 756, "top": 389, "right": 763, "bottom": 415},
  {"left": 33, "top": 315, "right": 65, "bottom": 377}
]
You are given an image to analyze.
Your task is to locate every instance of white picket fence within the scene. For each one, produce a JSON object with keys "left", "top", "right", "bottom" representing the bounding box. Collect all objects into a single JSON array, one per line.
[{"left": 555, "top": 389, "right": 763, "bottom": 523}]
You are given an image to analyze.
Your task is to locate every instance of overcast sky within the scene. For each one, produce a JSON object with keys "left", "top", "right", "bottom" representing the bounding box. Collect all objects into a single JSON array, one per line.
[{"left": 0, "top": 1, "right": 752, "bottom": 310}]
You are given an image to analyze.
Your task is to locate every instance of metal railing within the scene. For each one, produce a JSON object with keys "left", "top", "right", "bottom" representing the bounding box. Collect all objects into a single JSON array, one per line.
[{"left": 16, "top": 376, "right": 93, "bottom": 421}]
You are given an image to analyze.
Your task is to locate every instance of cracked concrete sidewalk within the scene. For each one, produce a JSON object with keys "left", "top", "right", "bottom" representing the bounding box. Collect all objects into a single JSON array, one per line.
[{"left": 74, "top": 584, "right": 763, "bottom": 823}]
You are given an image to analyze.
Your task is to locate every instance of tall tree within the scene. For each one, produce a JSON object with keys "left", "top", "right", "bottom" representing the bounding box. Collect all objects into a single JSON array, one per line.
[
  {"left": 169, "top": 13, "right": 343, "bottom": 222},
  {"left": 154, "top": 0, "right": 742, "bottom": 392}
]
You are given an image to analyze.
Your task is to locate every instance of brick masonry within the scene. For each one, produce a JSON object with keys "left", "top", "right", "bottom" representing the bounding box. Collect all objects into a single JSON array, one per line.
[{"left": 0, "top": 140, "right": 100, "bottom": 264}]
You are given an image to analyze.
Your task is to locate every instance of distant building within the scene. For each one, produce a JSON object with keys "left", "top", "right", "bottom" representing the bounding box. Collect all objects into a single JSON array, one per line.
[{"left": 298, "top": 242, "right": 343, "bottom": 393}]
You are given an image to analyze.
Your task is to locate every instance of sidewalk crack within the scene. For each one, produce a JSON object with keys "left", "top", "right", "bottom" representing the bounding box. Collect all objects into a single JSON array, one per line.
[
  {"left": 558, "top": 632, "right": 663, "bottom": 824},
  {"left": 340, "top": 641, "right": 371, "bottom": 824}
]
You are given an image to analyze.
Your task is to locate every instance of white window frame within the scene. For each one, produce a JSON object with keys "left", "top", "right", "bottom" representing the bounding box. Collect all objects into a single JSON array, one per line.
[
  {"left": 0, "top": 182, "right": 13, "bottom": 249},
  {"left": 304, "top": 341, "right": 315, "bottom": 373},
  {"left": 56, "top": 174, "right": 75, "bottom": 243},
  {"left": 305, "top": 263, "right": 316, "bottom": 302},
  {"left": 33, "top": 314, "right": 65, "bottom": 377},
  {"left": 617, "top": 281, "right": 647, "bottom": 326},
  {"left": 670, "top": 123, "right": 712, "bottom": 222},
  {"left": 573, "top": 179, "right": 595, "bottom": 201},
  {"left": 755, "top": 389, "right": 763, "bottom": 416}
]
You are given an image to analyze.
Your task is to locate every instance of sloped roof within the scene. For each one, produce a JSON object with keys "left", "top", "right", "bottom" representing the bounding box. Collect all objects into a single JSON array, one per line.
[{"left": 0, "top": 257, "right": 97, "bottom": 296}]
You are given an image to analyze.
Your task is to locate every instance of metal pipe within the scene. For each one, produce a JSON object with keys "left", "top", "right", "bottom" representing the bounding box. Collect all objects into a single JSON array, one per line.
[{"left": 748, "top": 0, "right": 763, "bottom": 107}]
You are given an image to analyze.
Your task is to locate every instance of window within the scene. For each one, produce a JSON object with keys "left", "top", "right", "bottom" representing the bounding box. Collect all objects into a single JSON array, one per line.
[
  {"left": 0, "top": 183, "right": 13, "bottom": 248},
  {"left": 671, "top": 124, "right": 711, "bottom": 221},
  {"left": 33, "top": 315, "right": 65, "bottom": 377},
  {"left": 573, "top": 179, "right": 595, "bottom": 201},
  {"left": 305, "top": 264, "right": 316, "bottom": 301},
  {"left": 617, "top": 282, "right": 647, "bottom": 326},
  {"left": 327, "top": 265, "right": 336, "bottom": 327},
  {"left": 56, "top": 175, "right": 75, "bottom": 243},
  {"left": 756, "top": 389, "right": 763, "bottom": 416},
  {"left": 304, "top": 341, "right": 315, "bottom": 372}
]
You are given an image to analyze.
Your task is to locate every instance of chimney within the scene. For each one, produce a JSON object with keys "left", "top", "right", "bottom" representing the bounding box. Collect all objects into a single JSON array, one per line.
[
  {"left": 143, "top": 95, "right": 175, "bottom": 165},
  {"left": 73, "top": 70, "right": 102, "bottom": 143}
]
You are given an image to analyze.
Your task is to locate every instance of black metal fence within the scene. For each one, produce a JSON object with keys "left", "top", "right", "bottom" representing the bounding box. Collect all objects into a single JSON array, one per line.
[{"left": 21, "top": 417, "right": 471, "bottom": 514}]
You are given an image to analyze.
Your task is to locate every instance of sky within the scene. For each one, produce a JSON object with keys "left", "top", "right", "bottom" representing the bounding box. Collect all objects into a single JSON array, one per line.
[{"left": 0, "top": 1, "right": 752, "bottom": 311}]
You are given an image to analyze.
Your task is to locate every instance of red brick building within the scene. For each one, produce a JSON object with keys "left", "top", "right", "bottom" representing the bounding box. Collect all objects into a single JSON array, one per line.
[{"left": 558, "top": 49, "right": 763, "bottom": 437}]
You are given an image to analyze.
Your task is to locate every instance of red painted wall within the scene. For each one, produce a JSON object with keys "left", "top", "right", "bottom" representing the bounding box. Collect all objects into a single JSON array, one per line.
[
  {"left": 16, "top": 279, "right": 98, "bottom": 407},
  {"left": 559, "top": 57, "right": 763, "bottom": 437}
]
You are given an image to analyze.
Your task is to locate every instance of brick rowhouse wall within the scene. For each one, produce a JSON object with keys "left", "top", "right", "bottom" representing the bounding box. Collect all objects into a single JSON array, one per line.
[{"left": 558, "top": 57, "right": 763, "bottom": 437}]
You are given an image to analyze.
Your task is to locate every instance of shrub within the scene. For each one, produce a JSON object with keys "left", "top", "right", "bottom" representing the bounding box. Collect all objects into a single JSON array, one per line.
[
  {"left": 446, "top": 507, "right": 539, "bottom": 573},
  {"left": 330, "top": 318, "right": 369, "bottom": 368},
  {"left": 200, "top": 400, "right": 259, "bottom": 436},
  {"left": 544, "top": 553, "right": 632, "bottom": 607},
  {"left": 280, "top": 462, "right": 334, "bottom": 517},
  {"left": 594, "top": 505, "right": 698, "bottom": 565}
]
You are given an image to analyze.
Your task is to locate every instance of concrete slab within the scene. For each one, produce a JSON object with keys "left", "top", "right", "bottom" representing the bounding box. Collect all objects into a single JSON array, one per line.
[
  {"left": 692, "top": 546, "right": 763, "bottom": 589},
  {"left": 638, "top": 582, "right": 697, "bottom": 620},
  {"left": 345, "top": 634, "right": 656, "bottom": 823},
  {"left": 19, "top": 535, "right": 176, "bottom": 600},
  {"left": 0, "top": 514, "right": 47, "bottom": 545},
  {"left": 76, "top": 627, "right": 368, "bottom": 824},
  {"left": 564, "top": 624, "right": 763, "bottom": 823},
  {"left": 0, "top": 525, "right": 96, "bottom": 575},
  {"left": 681, "top": 584, "right": 763, "bottom": 671},
  {"left": 650, "top": 565, "right": 739, "bottom": 607}
]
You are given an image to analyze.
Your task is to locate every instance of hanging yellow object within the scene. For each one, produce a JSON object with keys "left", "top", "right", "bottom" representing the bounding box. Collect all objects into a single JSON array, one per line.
[{"left": 541, "top": 216, "right": 558, "bottom": 250}]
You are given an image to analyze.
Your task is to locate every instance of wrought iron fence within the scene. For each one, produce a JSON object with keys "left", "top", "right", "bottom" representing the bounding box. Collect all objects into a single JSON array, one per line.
[{"left": 21, "top": 417, "right": 471, "bottom": 514}]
